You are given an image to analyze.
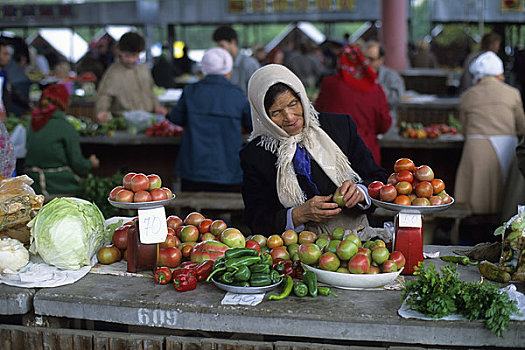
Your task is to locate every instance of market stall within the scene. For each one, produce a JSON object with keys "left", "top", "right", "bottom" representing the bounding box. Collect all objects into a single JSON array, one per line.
[{"left": 1, "top": 245, "right": 524, "bottom": 349}]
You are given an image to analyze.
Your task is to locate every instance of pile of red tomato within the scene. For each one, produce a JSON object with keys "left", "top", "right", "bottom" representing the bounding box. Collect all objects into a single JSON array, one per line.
[
  {"left": 108, "top": 172, "right": 173, "bottom": 203},
  {"left": 367, "top": 158, "right": 453, "bottom": 206}
]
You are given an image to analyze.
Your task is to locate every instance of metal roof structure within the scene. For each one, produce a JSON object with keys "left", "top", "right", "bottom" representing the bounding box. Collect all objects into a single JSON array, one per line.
[{"left": 26, "top": 28, "right": 88, "bottom": 63}]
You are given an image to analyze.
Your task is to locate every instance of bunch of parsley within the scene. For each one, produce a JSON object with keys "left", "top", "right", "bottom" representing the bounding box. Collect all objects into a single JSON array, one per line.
[{"left": 402, "top": 262, "right": 520, "bottom": 336}]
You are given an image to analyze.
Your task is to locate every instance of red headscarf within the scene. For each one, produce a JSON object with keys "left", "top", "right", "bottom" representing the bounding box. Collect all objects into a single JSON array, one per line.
[
  {"left": 31, "top": 84, "right": 70, "bottom": 132},
  {"left": 337, "top": 45, "right": 377, "bottom": 93}
]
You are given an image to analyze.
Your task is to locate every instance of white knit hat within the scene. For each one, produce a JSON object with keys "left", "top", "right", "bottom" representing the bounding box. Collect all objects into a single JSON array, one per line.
[
  {"left": 469, "top": 51, "right": 503, "bottom": 82},
  {"left": 201, "top": 47, "right": 233, "bottom": 75}
]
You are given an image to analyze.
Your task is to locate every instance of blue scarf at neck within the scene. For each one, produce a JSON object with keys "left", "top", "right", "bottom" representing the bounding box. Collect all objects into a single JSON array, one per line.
[{"left": 293, "top": 145, "right": 320, "bottom": 195}]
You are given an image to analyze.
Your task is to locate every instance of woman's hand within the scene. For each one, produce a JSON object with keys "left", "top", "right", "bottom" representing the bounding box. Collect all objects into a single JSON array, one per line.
[
  {"left": 154, "top": 105, "right": 168, "bottom": 116},
  {"left": 89, "top": 154, "right": 100, "bottom": 169},
  {"left": 338, "top": 180, "right": 365, "bottom": 209},
  {"left": 292, "top": 195, "right": 341, "bottom": 227},
  {"left": 97, "top": 111, "right": 111, "bottom": 125}
]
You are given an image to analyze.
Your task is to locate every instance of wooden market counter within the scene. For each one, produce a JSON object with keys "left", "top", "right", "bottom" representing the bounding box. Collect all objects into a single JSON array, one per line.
[
  {"left": 79, "top": 131, "right": 181, "bottom": 187},
  {"left": 1, "top": 245, "right": 524, "bottom": 349}
]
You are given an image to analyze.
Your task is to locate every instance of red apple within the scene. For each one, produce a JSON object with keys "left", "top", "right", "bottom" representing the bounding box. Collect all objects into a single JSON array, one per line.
[
  {"left": 112, "top": 225, "right": 129, "bottom": 250},
  {"left": 415, "top": 181, "right": 433, "bottom": 198},
  {"left": 319, "top": 252, "right": 341, "bottom": 271},
  {"left": 179, "top": 225, "right": 200, "bottom": 242},
  {"left": 395, "top": 181, "right": 412, "bottom": 195},
  {"left": 381, "top": 259, "right": 398, "bottom": 273},
  {"left": 109, "top": 186, "right": 124, "bottom": 200},
  {"left": 396, "top": 170, "right": 414, "bottom": 183},
  {"left": 150, "top": 188, "right": 169, "bottom": 201},
  {"left": 198, "top": 219, "right": 213, "bottom": 234},
  {"left": 147, "top": 174, "right": 162, "bottom": 190},
  {"left": 115, "top": 189, "right": 134, "bottom": 203},
  {"left": 387, "top": 173, "right": 398, "bottom": 185},
  {"left": 281, "top": 229, "right": 298, "bottom": 245},
  {"left": 429, "top": 195, "right": 444, "bottom": 206},
  {"left": 220, "top": 228, "right": 245, "bottom": 248},
  {"left": 130, "top": 173, "right": 149, "bottom": 192},
  {"left": 394, "top": 158, "right": 415, "bottom": 173},
  {"left": 209, "top": 219, "right": 228, "bottom": 236},
  {"left": 166, "top": 215, "right": 183, "bottom": 230},
  {"left": 431, "top": 179, "right": 445, "bottom": 194},
  {"left": 348, "top": 254, "right": 370, "bottom": 274},
  {"left": 184, "top": 212, "right": 205, "bottom": 227},
  {"left": 122, "top": 172, "right": 136, "bottom": 189},
  {"left": 133, "top": 190, "right": 152, "bottom": 203},
  {"left": 245, "top": 239, "right": 261, "bottom": 253},
  {"left": 161, "top": 187, "right": 173, "bottom": 199},
  {"left": 379, "top": 184, "right": 397, "bottom": 202},
  {"left": 412, "top": 197, "right": 431, "bottom": 206},
  {"left": 270, "top": 246, "right": 290, "bottom": 261},
  {"left": 414, "top": 165, "right": 434, "bottom": 182},
  {"left": 367, "top": 181, "right": 384, "bottom": 199},
  {"left": 389, "top": 251, "right": 406, "bottom": 269}
]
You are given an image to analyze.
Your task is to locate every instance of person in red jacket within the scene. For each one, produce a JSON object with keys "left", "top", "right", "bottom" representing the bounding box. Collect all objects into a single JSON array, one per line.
[{"left": 315, "top": 45, "right": 392, "bottom": 165}]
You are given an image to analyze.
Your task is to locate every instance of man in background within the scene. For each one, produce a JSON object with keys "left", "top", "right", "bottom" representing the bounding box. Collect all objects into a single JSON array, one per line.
[
  {"left": 212, "top": 25, "right": 260, "bottom": 93},
  {"left": 362, "top": 40, "right": 405, "bottom": 126},
  {"left": 96, "top": 31, "right": 167, "bottom": 124}
]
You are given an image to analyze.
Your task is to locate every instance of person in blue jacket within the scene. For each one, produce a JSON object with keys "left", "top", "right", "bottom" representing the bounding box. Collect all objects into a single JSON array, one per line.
[{"left": 168, "top": 47, "right": 252, "bottom": 192}]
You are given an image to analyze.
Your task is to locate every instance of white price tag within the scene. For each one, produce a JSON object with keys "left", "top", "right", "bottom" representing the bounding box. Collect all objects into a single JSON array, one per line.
[
  {"left": 397, "top": 212, "right": 422, "bottom": 228},
  {"left": 221, "top": 292, "right": 264, "bottom": 306},
  {"left": 138, "top": 207, "right": 168, "bottom": 244}
]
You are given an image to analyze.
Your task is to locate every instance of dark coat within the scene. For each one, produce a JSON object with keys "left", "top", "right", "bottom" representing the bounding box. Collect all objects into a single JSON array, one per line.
[{"left": 240, "top": 112, "right": 388, "bottom": 235}]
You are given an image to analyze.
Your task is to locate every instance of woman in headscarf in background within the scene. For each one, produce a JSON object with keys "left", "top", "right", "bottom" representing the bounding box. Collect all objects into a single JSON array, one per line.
[
  {"left": 25, "top": 84, "right": 99, "bottom": 196},
  {"left": 240, "top": 64, "right": 388, "bottom": 236},
  {"left": 455, "top": 51, "right": 525, "bottom": 216},
  {"left": 315, "top": 45, "right": 392, "bottom": 165}
]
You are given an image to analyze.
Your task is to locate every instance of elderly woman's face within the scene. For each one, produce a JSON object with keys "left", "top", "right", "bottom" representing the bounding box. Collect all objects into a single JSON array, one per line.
[{"left": 268, "top": 90, "right": 304, "bottom": 136}]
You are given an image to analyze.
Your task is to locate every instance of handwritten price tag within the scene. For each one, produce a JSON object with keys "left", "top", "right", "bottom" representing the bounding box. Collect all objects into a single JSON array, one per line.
[
  {"left": 138, "top": 206, "right": 168, "bottom": 244},
  {"left": 397, "top": 212, "right": 422, "bottom": 228},
  {"left": 221, "top": 292, "right": 264, "bottom": 306}
]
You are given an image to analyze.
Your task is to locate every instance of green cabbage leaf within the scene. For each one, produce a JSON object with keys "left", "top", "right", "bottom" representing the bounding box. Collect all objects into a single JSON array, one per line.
[{"left": 28, "top": 197, "right": 106, "bottom": 270}]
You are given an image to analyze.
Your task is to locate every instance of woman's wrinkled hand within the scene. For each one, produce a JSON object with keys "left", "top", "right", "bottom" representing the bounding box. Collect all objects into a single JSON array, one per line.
[
  {"left": 292, "top": 195, "right": 341, "bottom": 226},
  {"left": 338, "top": 180, "right": 364, "bottom": 209}
]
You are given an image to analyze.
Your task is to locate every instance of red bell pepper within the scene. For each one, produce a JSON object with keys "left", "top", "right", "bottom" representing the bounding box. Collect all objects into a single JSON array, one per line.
[
  {"left": 172, "top": 267, "right": 196, "bottom": 279},
  {"left": 154, "top": 267, "right": 172, "bottom": 284},
  {"left": 194, "top": 260, "right": 214, "bottom": 281},
  {"left": 173, "top": 271, "right": 197, "bottom": 292},
  {"left": 180, "top": 261, "right": 200, "bottom": 269},
  {"left": 273, "top": 259, "right": 295, "bottom": 278}
]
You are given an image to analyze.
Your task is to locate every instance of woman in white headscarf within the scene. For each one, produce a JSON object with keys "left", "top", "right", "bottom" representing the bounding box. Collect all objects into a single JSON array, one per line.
[
  {"left": 240, "top": 64, "right": 388, "bottom": 236},
  {"left": 455, "top": 51, "right": 525, "bottom": 216}
]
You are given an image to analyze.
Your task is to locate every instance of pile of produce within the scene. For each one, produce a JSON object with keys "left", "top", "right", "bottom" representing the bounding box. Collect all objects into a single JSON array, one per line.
[
  {"left": 145, "top": 120, "right": 184, "bottom": 137},
  {"left": 398, "top": 115, "right": 460, "bottom": 139},
  {"left": 109, "top": 172, "right": 173, "bottom": 203},
  {"left": 368, "top": 158, "right": 453, "bottom": 206},
  {"left": 403, "top": 262, "right": 519, "bottom": 336},
  {"left": 67, "top": 115, "right": 127, "bottom": 136}
]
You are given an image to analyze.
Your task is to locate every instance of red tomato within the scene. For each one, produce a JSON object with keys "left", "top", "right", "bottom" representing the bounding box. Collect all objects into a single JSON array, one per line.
[
  {"left": 395, "top": 181, "right": 413, "bottom": 195},
  {"left": 115, "top": 189, "right": 134, "bottom": 203},
  {"left": 122, "top": 172, "right": 136, "bottom": 189},
  {"left": 367, "top": 181, "right": 384, "bottom": 199},
  {"left": 112, "top": 225, "right": 129, "bottom": 250},
  {"left": 167, "top": 215, "right": 183, "bottom": 230},
  {"left": 97, "top": 245, "right": 121, "bottom": 264},
  {"left": 414, "top": 165, "right": 434, "bottom": 182},
  {"left": 396, "top": 170, "right": 414, "bottom": 183},
  {"left": 394, "top": 158, "right": 415, "bottom": 173},
  {"left": 133, "top": 190, "right": 152, "bottom": 203},
  {"left": 431, "top": 179, "right": 445, "bottom": 194},
  {"left": 379, "top": 184, "right": 397, "bottom": 202},
  {"left": 158, "top": 247, "right": 182, "bottom": 268},
  {"left": 393, "top": 195, "right": 411, "bottom": 206},
  {"left": 415, "top": 181, "right": 433, "bottom": 198},
  {"left": 109, "top": 186, "right": 124, "bottom": 201},
  {"left": 130, "top": 173, "right": 149, "bottom": 192},
  {"left": 387, "top": 173, "right": 398, "bottom": 185},
  {"left": 198, "top": 219, "right": 213, "bottom": 234}
]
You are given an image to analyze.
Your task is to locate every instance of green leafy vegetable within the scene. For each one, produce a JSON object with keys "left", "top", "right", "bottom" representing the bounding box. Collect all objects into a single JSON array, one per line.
[
  {"left": 79, "top": 172, "right": 123, "bottom": 218},
  {"left": 403, "top": 262, "right": 520, "bottom": 336},
  {"left": 28, "top": 197, "right": 107, "bottom": 270}
]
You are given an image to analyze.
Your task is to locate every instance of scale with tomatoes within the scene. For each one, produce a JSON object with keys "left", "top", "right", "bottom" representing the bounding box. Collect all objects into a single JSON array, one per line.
[{"left": 369, "top": 158, "right": 454, "bottom": 274}]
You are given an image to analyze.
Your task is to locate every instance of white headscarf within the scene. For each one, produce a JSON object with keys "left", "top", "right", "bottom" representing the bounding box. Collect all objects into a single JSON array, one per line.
[
  {"left": 247, "top": 64, "right": 361, "bottom": 208},
  {"left": 201, "top": 47, "right": 233, "bottom": 75},
  {"left": 469, "top": 51, "right": 504, "bottom": 83}
]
